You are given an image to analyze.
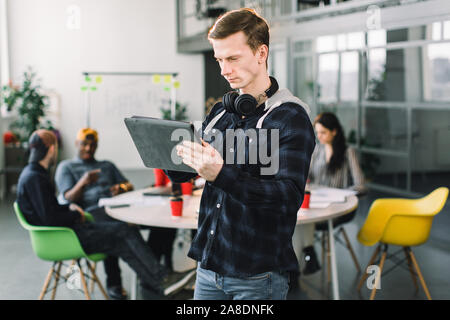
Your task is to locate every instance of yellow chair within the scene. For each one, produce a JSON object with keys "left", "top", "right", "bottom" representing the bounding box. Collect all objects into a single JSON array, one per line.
[{"left": 356, "top": 187, "right": 449, "bottom": 300}]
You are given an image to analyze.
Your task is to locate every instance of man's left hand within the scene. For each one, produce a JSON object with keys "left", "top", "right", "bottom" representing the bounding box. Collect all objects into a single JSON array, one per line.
[
  {"left": 176, "top": 140, "right": 223, "bottom": 182},
  {"left": 110, "top": 184, "right": 121, "bottom": 196}
]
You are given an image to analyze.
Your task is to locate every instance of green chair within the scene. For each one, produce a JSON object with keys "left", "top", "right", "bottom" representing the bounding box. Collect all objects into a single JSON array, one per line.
[{"left": 14, "top": 202, "right": 109, "bottom": 300}]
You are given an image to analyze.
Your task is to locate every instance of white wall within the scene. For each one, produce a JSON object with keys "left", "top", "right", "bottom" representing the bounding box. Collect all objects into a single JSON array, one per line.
[{"left": 7, "top": 0, "right": 204, "bottom": 169}]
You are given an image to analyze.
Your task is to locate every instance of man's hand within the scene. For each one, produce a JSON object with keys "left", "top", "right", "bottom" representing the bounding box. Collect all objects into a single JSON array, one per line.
[
  {"left": 110, "top": 184, "right": 121, "bottom": 196},
  {"left": 110, "top": 182, "right": 134, "bottom": 196},
  {"left": 80, "top": 169, "right": 101, "bottom": 186},
  {"left": 69, "top": 203, "right": 85, "bottom": 223},
  {"left": 176, "top": 139, "right": 223, "bottom": 182}
]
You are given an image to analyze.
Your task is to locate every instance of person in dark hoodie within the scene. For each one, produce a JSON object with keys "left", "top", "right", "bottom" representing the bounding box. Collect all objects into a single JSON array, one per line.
[
  {"left": 165, "top": 8, "right": 316, "bottom": 299},
  {"left": 16, "top": 129, "right": 168, "bottom": 299}
]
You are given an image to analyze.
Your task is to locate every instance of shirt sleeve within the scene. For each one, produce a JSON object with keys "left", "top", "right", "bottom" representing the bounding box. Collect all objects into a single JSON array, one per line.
[
  {"left": 26, "top": 174, "right": 81, "bottom": 227},
  {"left": 212, "top": 107, "right": 316, "bottom": 211},
  {"left": 54, "top": 161, "right": 77, "bottom": 202},
  {"left": 165, "top": 102, "right": 223, "bottom": 183},
  {"left": 346, "top": 147, "right": 367, "bottom": 194}
]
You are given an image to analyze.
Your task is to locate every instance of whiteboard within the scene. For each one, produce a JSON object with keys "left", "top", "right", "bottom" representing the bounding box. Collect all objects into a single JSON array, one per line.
[{"left": 87, "top": 74, "right": 174, "bottom": 169}]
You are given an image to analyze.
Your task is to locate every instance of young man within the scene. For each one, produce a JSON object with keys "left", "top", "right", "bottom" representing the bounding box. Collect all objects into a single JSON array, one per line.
[
  {"left": 166, "top": 8, "right": 315, "bottom": 299},
  {"left": 17, "top": 130, "right": 168, "bottom": 299},
  {"left": 54, "top": 128, "right": 133, "bottom": 300}
]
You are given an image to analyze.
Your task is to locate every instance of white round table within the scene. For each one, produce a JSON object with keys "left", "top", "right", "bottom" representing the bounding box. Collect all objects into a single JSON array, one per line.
[{"left": 105, "top": 186, "right": 358, "bottom": 300}]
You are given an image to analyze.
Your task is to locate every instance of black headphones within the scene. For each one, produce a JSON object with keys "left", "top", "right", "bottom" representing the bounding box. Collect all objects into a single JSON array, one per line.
[{"left": 222, "top": 76, "right": 279, "bottom": 117}]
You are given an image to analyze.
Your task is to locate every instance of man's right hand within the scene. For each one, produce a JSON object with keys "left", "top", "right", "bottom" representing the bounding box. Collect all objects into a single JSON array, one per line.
[{"left": 81, "top": 169, "right": 101, "bottom": 186}]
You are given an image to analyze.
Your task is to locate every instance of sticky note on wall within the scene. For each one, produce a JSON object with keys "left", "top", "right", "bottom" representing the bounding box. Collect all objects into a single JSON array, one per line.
[
  {"left": 152, "top": 75, "right": 161, "bottom": 84},
  {"left": 163, "top": 75, "right": 172, "bottom": 84}
]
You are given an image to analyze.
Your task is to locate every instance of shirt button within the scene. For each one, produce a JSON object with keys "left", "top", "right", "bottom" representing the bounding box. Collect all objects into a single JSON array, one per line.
[
  {"left": 216, "top": 203, "right": 221, "bottom": 208},
  {"left": 210, "top": 230, "right": 214, "bottom": 235},
  {"left": 229, "top": 148, "right": 234, "bottom": 152}
]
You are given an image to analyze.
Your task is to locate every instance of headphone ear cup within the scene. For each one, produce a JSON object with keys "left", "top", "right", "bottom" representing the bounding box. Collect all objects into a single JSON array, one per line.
[
  {"left": 223, "top": 91, "right": 239, "bottom": 114},
  {"left": 235, "top": 94, "right": 257, "bottom": 116}
]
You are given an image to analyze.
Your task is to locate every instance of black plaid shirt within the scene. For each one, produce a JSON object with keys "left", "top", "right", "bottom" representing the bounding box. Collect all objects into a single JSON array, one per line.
[{"left": 166, "top": 100, "right": 315, "bottom": 277}]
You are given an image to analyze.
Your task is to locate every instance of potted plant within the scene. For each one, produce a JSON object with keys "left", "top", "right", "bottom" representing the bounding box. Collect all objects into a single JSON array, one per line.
[
  {"left": 160, "top": 101, "right": 188, "bottom": 121},
  {"left": 1, "top": 67, "right": 54, "bottom": 143}
]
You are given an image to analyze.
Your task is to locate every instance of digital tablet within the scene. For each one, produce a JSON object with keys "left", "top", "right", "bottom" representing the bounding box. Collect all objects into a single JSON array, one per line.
[{"left": 124, "top": 116, "right": 201, "bottom": 173}]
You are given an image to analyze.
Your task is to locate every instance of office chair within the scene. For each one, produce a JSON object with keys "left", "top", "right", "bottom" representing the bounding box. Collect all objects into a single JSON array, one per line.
[
  {"left": 14, "top": 202, "right": 109, "bottom": 300},
  {"left": 356, "top": 187, "right": 449, "bottom": 300}
]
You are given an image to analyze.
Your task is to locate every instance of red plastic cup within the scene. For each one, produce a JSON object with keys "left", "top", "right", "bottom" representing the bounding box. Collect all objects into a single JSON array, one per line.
[
  {"left": 181, "top": 182, "right": 193, "bottom": 195},
  {"left": 163, "top": 174, "right": 171, "bottom": 186},
  {"left": 154, "top": 168, "right": 168, "bottom": 187},
  {"left": 170, "top": 197, "right": 183, "bottom": 218},
  {"left": 301, "top": 191, "right": 311, "bottom": 209}
]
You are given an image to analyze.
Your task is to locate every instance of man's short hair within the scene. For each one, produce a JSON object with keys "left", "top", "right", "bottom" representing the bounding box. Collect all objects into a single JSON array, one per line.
[
  {"left": 28, "top": 129, "right": 57, "bottom": 163},
  {"left": 208, "top": 8, "right": 270, "bottom": 56},
  {"left": 76, "top": 128, "right": 98, "bottom": 142}
]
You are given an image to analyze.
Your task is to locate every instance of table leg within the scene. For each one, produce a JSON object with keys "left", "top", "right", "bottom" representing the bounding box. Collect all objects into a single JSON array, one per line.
[
  {"left": 328, "top": 219, "right": 340, "bottom": 300},
  {"left": 131, "top": 271, "right": 137, "bottom": 300}
]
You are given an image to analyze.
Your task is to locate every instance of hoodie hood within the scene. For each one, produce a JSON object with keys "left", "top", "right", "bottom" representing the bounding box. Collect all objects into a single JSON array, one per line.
[
  {"left": 204, "top": 88, "right": 311, "bottom": 134},
  {"left": 256, "top": 88, "right": 310, "bottom": 128}
]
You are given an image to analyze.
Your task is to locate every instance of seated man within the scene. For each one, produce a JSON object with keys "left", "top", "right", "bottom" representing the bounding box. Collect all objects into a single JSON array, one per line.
[
  {"left": 54, "top": 128, "right": 133, "bottom": 300},
  {"left": 17, "top": 129, "right": 168, "bottom": 299}
]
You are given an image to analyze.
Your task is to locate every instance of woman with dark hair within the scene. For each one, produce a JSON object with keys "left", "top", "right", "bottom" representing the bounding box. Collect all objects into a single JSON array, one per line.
[{"left": 292, "top": 112, "right": 366, "bottom": 285}]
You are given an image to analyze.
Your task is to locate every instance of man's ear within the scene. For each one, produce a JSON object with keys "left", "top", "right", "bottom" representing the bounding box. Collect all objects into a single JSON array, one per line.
[
  {"left": 257, "top": 44, "right": 269, "bottom": 65},
  {"left": 48, "top": 144, "right": 55, "bottom": 156}
]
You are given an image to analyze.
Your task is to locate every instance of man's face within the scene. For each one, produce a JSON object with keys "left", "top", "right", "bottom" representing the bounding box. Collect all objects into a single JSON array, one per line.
[
  {"left": 211, "top": 31, "right": 265, "bottom": 91},
  {"left": 77, "top": 138, "right": 97, "bottom": 161}
]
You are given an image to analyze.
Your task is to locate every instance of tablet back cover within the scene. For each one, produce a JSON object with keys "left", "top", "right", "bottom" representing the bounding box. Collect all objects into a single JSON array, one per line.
[{"left": 124, "top": 116, "right": 198, "bottom": 173}]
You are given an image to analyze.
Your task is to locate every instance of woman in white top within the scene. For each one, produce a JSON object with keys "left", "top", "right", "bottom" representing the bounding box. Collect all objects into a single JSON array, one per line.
[{"left": 292, "top": 112, "right": 366, "bottom": 285}]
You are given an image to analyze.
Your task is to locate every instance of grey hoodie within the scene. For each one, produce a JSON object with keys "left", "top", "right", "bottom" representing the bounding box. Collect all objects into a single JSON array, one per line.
[{"left": 204, "top": 88, "right": 310, "bottom": 134}]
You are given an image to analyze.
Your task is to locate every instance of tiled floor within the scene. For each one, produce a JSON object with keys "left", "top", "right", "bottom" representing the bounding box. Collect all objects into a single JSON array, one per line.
[{"left": 1, "top": 186, "right": 449, "bottom": 300}]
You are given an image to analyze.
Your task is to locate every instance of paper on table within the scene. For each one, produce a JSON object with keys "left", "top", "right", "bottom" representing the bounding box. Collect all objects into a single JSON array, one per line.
[
  {"left": 309, "top": 202, "right": 331, "bottom": 209},
  {"left": 310, "top": 187, "right": 357, "bottom": 203},
  {"left": 98, "top": 196, "right": 166, "bottom": 207}
]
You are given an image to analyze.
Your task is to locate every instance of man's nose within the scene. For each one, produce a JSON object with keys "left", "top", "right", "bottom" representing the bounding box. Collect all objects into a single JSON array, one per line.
[{"left": 221, "top": 61, "right": 231, "bottom": 76}]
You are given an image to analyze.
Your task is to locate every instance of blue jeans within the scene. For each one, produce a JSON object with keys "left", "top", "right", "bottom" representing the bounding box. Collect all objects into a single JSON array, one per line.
[{"left": 194, "top": 265, "right": 289, "bottom": 300}]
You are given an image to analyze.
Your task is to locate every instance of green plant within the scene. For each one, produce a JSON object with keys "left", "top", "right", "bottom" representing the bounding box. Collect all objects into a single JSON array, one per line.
[
  {"left": 1, "top": 67, "right": 53, "bottom": 142},
  {"left": 160, "top": 101, "right": 188, "bottom": 121}
]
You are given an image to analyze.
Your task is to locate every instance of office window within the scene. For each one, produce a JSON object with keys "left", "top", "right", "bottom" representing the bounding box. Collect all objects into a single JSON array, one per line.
[
  {"left": 368, "top": 29, "right": 386, "bottom": 47},
  {"left": 294, "top": 56, "right": 314, "bottom": 108},
  {"left": 424, "top": 43, "right": 450, "bottom": 102},
  {"left": 316, "top": 35, "right": 336, "bottom": 53},
  {"left": 362, "top": 106, "right": 408, "bottom": 152},
  {"left": 317, "top": 53, "right": 339, "bottom": 103},
  {"left": 340, "top": 51, "right": 359, "bottom": 101}
]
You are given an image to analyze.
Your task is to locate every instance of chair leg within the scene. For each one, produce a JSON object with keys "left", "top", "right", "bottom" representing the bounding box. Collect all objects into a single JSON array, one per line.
[
  {"left": 370, "top": 247, "right": 387, "bottom": 300},
  {"left": 85, "top": 260, "right": 109, "bottom": 300},
  {"left": 357, "top": 244, "right": 381, "bottom": 291},
  {"left": 403, "top": 247, "right": 418, "bottom": 291},
  {"left": 340, "top": 227, "right": 361, "bottom": 273},
  {"left": 50, "top": 262, "right": 63, "bottom": 300},
  {"left": 39, "top": 262, "right": 56, "bottom": 300},
  {"left": 407, "top": 248, "right": 432, "bottom": 300},
  {"left": 89, "top": 262, "right": 97, "bottom": 294},
  {"left": 77, "top": 260, "right": 91, "bottom": 300}
]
